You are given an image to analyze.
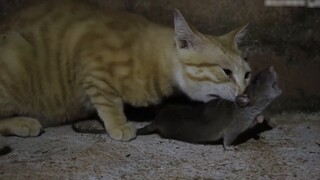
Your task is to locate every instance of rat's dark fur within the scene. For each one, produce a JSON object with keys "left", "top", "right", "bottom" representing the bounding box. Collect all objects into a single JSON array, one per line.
[{"left": 137, "top": 67, "right": 282, "bottom": 149}]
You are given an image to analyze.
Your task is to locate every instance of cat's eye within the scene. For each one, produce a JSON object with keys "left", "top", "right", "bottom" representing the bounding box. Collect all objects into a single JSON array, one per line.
[
  {"left": 223, "top": 69, "right": 232, "bottom": 77},
  {"left": 245, "top": 72, "right": 251, "bottom": 79}
]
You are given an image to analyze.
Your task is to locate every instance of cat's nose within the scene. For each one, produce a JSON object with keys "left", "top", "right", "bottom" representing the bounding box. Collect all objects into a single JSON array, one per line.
[
  {"left": 237, "top": 84, "right": 247, "bottom": 95},
  {"left": 234, "top": 76, "right": 247, "bottom": 95}
]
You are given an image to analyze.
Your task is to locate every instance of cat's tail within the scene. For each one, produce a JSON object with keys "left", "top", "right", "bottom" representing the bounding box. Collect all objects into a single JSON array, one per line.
[
  {"left": 137, "top": 123, "right": 157, "bottom": 135},
  {"left": 0, "top": 135, "right": 11, "bottom": 156}
]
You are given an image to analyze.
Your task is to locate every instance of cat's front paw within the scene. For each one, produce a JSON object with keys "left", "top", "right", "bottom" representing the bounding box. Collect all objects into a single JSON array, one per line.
[
  {"left": 107, "top": 122, "right": 136, "bottom": 141},
  {"left": 10, "top": 117, "right": 44, "bottom": 137}
]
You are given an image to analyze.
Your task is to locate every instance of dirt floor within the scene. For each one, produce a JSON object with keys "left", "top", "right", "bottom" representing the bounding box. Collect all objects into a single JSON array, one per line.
[{"left": 0, "top": 112, "right": 319, "bottom": 179}]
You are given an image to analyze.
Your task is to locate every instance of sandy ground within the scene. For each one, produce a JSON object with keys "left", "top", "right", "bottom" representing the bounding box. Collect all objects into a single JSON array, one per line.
[{"left": 0, "top": 112, "right": 319, "bottom": 179}]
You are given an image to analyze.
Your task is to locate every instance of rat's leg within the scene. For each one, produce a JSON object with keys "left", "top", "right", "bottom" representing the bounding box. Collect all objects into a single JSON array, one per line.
[{"left": 223, "top": 132, "right": 239, "bottom": 151}]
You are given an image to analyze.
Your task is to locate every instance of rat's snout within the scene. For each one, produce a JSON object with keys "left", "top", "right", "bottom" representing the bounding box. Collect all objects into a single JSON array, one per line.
[
  {"left": 276, "top": 88, "right": 282, "bottom": 97},
  {"left": 273, "top": 81, "right": 282, "bottom": 97}
]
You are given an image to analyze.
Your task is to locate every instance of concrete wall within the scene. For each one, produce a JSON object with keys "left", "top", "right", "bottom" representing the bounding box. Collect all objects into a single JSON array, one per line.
[{"left": 1, "top": 0, "right": 319, "bottom": 110}]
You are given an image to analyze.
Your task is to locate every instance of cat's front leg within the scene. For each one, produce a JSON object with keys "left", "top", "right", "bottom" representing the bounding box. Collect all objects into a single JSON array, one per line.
[
  {"left": 0, "top": 117, "right": 43, "bottom": 137},
  {"left": 97, "top": 106, "right": 136, "bottom": 141},
  {"left": 84, "top": 84, "right": 136, "bottom": 141}
]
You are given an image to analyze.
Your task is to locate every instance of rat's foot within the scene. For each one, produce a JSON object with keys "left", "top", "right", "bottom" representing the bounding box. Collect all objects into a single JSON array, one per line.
[
  {"left": 256, "top": 114, "right": 264, "bottom": 123},
  {"left": 223, "top": 140, "right": 238, "bottom": 151},
  {"left": 107, "top": 122, "right": 136, "bottom": 141},
  {"left": 223, "top": 145, "right": 238, "bottom": 151}
]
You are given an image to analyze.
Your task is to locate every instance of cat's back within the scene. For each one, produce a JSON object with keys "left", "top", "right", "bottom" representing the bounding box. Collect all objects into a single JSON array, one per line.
[
  {"left": 0, "top": 0, "right": 151, "bottom": 124},
  {"left": 0, "top": 0, "right": 168, "bottom": 125},
  {"left": 1, "top": 0, "right": 149, "bottom": 33}
]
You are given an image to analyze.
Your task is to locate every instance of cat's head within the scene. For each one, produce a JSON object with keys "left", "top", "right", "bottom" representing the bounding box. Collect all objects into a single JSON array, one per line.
[{"left": 173, "top": 9, "right": 251, "bottom": 102}]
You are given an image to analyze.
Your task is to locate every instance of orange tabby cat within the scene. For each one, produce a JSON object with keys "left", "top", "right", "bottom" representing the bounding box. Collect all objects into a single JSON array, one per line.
[{"left": 0, "top": 0, "right": 251, "bottom": 143}]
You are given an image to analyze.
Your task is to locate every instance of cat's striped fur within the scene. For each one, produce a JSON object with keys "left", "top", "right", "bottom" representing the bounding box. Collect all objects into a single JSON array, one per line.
[{"left": 0, "top": 0, "right": 251, "bottom": 146}]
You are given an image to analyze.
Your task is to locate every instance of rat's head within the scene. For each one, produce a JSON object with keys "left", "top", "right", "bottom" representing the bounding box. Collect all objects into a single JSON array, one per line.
[
  {"left": 173, "top": 9, "right": 251, "bottom": 102},
  {"left": 247, "top": 66, "right": 282, "bottom": 103}
]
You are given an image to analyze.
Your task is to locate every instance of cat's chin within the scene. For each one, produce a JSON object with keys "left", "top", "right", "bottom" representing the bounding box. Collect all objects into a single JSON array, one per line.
[
  {"left": 193, "top": 94, "right": 234, "bottom": 103},
  {"left": 208, "top": 94, "right": 220, "bottom": 100},
  {"left": 203, "top": 94, "right": 221, "bottom": 102},
  {"left": 188, "top": 94, "right": 218, "bottom": 103},
  {"left": 209, "top": 94, "right": 236, "bottom": 102}
]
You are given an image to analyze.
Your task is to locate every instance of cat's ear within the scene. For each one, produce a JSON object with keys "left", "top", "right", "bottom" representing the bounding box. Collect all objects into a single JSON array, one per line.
[
  {"left": 174, "top": 9, "right": 203, "bottom": 51},
  {"left": 220, "top": 24, "right": 248, "bottom": 51}
]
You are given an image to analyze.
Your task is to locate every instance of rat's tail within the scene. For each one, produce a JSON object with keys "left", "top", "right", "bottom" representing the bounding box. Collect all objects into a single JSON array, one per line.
[
  {"left": 72, "top": 120, "right": 106, "bottom": 134},
  {"left": 0, "top": 135, "right": 11, "bottom": 156},
  {"left": 137, "top": 123, "right": 157, "bottom": 135}
]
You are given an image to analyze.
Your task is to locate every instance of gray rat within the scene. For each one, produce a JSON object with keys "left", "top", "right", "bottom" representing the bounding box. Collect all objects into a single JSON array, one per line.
[{"left": 137, "top": 66, "right": 282, "bottom": 150}]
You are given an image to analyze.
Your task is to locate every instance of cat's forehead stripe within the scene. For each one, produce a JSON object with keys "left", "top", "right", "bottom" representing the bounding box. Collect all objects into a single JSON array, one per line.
[
  {"left": 185, "top": 72, "right": 226, "bottom": 83},
  {"left": 226, "top": 55, "right": 250, "bottom": 73},
  {"left": 213, "top": 39, "right": 250, "bottom": 70},
  {"left": 183, "top": 62, "right": 218, "bottom": 67},
  {"left": 213, "top": 45, "right": 248, "bottom": 71}
]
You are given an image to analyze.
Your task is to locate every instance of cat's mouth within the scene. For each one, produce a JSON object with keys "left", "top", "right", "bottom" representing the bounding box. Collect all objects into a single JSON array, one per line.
[{"left": 207, "top": 94, "right": 221, "bottom": 99}]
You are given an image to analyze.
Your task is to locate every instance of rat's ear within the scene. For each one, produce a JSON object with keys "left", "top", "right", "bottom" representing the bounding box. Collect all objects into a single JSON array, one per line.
[
  {"left": 269, "top": 66, "right": 275, "bottom": 73},
  {"left": 174, "top": 9, "right": 204, "bottom": 51},
  {"left": 268, "top": 66, "right": 278, "bottom": 79}
]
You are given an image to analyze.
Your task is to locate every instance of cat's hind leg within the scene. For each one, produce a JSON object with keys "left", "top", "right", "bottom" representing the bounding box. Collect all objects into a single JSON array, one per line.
[{"left": 0, "top": 117, "right": 43, "bottom": 137}]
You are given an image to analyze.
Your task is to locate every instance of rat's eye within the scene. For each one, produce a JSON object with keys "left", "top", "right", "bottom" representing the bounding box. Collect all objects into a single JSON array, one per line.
[
  {"left": 223, "top": 69, "right": 232, "bottom": 77},
  {"left": 245, "top": 72, "right": 251, "bottom": 79},
  {"left": 272, "top": 82, "right": 277, "bottom": 88},
  {"left": 252, "top": 79, "right": 259, "bottom": 86}
]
